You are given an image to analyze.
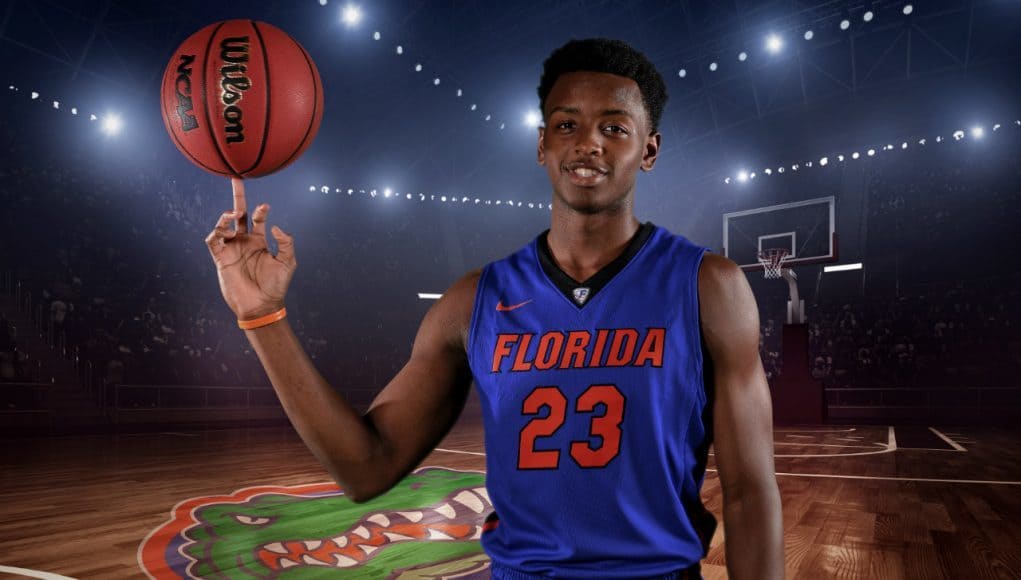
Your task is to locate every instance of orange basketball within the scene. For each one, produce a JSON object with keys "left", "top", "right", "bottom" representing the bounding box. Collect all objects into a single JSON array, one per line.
[{"left": 160, "top": 20, "right": 324, "bottom": 178}]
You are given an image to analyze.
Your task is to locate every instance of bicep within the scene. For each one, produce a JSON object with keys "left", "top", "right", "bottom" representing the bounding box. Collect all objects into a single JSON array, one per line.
[
  {"left": 699, "top": 255, "right": 776, "bottom": 499},
  {"left": 364, "top": 271, "right": 478, "bottom": 482}
]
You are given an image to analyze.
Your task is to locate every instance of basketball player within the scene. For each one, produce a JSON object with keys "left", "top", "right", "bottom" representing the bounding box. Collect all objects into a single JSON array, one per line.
[{"left": 206, "top": 39, "right": 783, "bottom": 579}]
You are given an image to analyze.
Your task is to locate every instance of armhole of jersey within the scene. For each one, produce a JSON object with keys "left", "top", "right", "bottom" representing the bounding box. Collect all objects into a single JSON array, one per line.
[
  {"left": 691, "top": 247, "right": 710, "bottom": 407},
  {"left": 466, "top": 263, "right": 492, "bottom": 374}
]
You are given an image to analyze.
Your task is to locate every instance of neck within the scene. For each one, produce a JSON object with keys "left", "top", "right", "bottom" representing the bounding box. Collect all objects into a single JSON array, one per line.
[{"left": 546, "top": 197, "right": 641, "bottom": 282}]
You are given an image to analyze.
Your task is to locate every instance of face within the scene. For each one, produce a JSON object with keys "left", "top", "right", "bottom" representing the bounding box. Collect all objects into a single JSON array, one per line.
[{"left": 538, "top": 71, "right": 661, "bottom": 215}]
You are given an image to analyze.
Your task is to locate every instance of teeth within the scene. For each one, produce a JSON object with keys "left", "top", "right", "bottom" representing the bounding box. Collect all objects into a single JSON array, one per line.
[
  {"left": 279, "top": 558, "right": 298, "bottom": 569},
  {"left": 473, "top": 487, "right": 491, "bottom": 504},
  {"left": 303, "top": 540, "right": 322, "bottom": 551},
  {"left": 331, "top": 536, "right": 348, "bottom": 548},
  {"left": 236, "top": 515, "right": 268, "bottom": 525},
  {"left": 396, "top": 511, "right": 423, "bottom": 523},
  {"left": 384, "top": 532, "right": 415, "bottom": 542},
  {"left": 352, "top": 526, "right": 370, "bottom": 539},
  {"left": 435, "top": 503, "right": 457, "bottom": 520},
  {"left": 367, "top": 514, "right": 390, "bottom": 527},
  {"left": 265, "top": 542, "right": 287, "bottom": 554},
  {"left": 427, "top": 528, "right": 455, "bottom": 541},
  {"left": 302, "top": 555, "right": 329, "bottom": 566},
  {"left": 359, "top": 544, "right": 379, "bottom": 555},
  {"left": 573, "top": 167, "right": 599, "bottom": 177},
  {"left": 334, "top": 554, "right": 358, "bottom": 567},
  {"left": 453, "top": 491, "right": 485, "bottom": 514}
]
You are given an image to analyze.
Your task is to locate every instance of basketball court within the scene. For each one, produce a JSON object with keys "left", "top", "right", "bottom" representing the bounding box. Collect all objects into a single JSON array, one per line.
[{"left": 1, "top": 415, "right": 1018, "bottom": 579}]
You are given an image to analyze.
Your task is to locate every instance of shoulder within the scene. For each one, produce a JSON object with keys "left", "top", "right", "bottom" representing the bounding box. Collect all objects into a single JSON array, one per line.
[
  {"left": 425, "top": 269, "right": 482, "bottom": 353},
  {"left": 697, "top": 253, "right": 759, "bottom": 338},
  {"left": 698, "top": 252, "right": 745, "bottom": 294}
]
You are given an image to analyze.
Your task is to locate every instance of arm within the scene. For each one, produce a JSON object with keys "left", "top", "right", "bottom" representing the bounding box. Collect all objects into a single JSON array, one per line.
[
  {"left": 244, "top": 271, "right": 478, "bottom": 503},
  {"left": 699, "top": 253, "right": 784, "bottom": 579}
]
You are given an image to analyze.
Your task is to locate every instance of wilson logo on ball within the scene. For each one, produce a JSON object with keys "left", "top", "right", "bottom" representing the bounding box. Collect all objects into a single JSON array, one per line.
[
  {"left": 219, "top": 36, "right": 251, "bottom": 144},
  {"left": 160, "top": 19, "right": 323, "bottom": 178},
  {"left": 173, "top": 54, "right": 198, "bottom": 132}
]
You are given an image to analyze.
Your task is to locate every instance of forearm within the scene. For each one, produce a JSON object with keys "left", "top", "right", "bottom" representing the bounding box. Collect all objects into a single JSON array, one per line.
[
  {"left": 244, "top": 318, "right": 390, "bottom": 501},
  {"left": 722, "top": 484, "right": 785, "bottom": 579}
]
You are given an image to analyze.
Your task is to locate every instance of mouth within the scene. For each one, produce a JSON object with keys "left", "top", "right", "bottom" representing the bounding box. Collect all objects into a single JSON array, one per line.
[
  {"left": 256, "top": 486, "right": 492, "bottom": 570},
  {"left": 564, "top": 162, "right": 609, "bottom": 186}
]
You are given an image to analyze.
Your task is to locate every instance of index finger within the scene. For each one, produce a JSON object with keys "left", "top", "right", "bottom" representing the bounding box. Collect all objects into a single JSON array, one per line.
[{"left": 232, "top": 176, "right": 248, "bottom": 234}]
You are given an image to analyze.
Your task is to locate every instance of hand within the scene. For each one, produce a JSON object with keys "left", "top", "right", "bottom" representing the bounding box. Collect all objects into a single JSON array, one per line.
[{"left": 205, "top": 177, "right": 297, "bottom": 321}]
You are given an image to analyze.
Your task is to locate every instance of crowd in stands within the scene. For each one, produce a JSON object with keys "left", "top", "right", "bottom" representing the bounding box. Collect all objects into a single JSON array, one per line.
[{"left": 2, "top": 103, "right": 1020, "bottom": 417}]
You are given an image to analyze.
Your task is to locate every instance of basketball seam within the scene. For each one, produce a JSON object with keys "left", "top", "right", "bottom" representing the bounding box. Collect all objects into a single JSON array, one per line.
[
  {"left": 241, "top": 20, "right": 270, "bottom": 177},
  {"left": 271, "top": 43, "right": 319, "bottom": 174},
  {"left": 201, "top": 21, "right": 240, "bottom": 176}
]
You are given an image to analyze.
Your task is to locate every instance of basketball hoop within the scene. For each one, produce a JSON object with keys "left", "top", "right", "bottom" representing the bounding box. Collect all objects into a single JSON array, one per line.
[{"left": 758, "top": 248, "right": 790, "bottom": 279}]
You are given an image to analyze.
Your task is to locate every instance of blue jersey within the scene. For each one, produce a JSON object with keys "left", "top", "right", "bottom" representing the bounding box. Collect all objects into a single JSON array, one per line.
[{"left": 467, "top": 223, "right": 716, "bottom": 579}]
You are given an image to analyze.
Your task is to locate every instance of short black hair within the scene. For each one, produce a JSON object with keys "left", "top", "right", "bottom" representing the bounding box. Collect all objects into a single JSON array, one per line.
[{"left": 537, "top": 38, "right": 668, "bottom": 133}]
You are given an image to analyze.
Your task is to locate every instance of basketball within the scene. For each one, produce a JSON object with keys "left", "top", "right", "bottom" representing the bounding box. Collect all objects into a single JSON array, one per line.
[{"left": 160, "top": 19, "right": 324, "bottom": 178}]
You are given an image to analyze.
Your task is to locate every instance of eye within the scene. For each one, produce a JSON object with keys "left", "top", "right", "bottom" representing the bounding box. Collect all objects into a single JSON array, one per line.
[
  {"left": 555, "top": 120, "right": 575, "bottom": 131},
  {"left": 604, "top": 125, "right": 629, "bottom": 135}
]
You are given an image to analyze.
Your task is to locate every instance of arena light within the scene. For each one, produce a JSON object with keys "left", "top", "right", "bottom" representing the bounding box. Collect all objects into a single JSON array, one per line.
[
  {"left": 724, "top": 177, "right": 731, "bottom": 184},
  {"left": 373, "top": 31, "right": 380, "bottom": 40},
  {"left": 678, "top": 68, "right": 687, "bottom": 78},
  {"left": 738, "top": 52, "right": 747, "bottom": 62},
  {"left": 840, "top": 19, "right": 851, "bottom": 30},
  {"left": 384, "top": 187, "right": 392, "bottom": 197},
  {"left": 433, "top": 78, "right": 440, "bottom": 86},
  {"left": 765, "top": 34, "right": 783, "bottom": 54},
  {"left": 903, "top": 4, "right": 913, "bottom": 15},
  {"left": 867, "top": 148, "right": 875, "bottom": 156},
  {"left": 414, "top": 63, "right": 422, "bottom": 72},
  {"left": 952, "top": 130, "right": 965, "bottom": 141},
  {"left": 764, "top": 168, "right": 772, "bottom": 175},
  {"left": 971, "top": 126, "right": 984, "bottom": 139},
  {"left": 31, "top": 91, "right": 39, "bottom": 100},
  {"left": 993, "top": 123, "right": 1001, "bottom": 131},
  {"left": 417, "top": 293, "right": 442, "bottom": 300},
  {"left": 524, "top": 110, "right": 541, "bottom": 127},
  {"left": 709, "top": 62, "right": 718, "bottom": 72},
  {"left": 396, "top": 45, "right": 403, "bottom": 54},
  {"left": 824, "top": 263, "right": 863, "bottom": 273},
  {"left": 852, "top": 151, "right": 860, "bottom": 159},
  {"left": 901, "top": 142, "right": 908, "bottom": 149},
  {"left": 819, "top": 157, "right": 828, "bottom": 166},
  {"left": 863, "top": 11, "right": 874, "bottom": 22},
  {"left": 101, "top": 114, "right": 122, "bottom": 135},
  {"left": 837, "top": 154, "right": 845, "bottom": 162},
  {"left": 804, "top": 30, "right": 814, "bottom": 40},
  {"left": 308, "top": 186, "right": 316, "bottom": 192},
  {"left": 341, "top": 4, "right": 363, "bottom": 27},
  {"left": 52, "top": 101, "right": 59, "bottom": 109},
  {"left": 737, "top": 170, "right": 749, "bottom": 183}
]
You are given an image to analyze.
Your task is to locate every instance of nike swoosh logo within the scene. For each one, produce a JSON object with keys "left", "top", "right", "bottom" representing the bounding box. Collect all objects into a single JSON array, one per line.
[{"left": 496, "top": 299, "right": 533, "bottom": 312}]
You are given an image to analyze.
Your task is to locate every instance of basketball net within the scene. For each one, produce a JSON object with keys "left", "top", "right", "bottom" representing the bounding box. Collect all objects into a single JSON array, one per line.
[{"left": 758, "top": 248, "right": 790, "bottom": 279}]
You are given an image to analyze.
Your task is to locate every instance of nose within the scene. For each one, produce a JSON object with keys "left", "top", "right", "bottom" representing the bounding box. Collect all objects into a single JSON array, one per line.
[{"left": 573, "top": 125, "right": 604, "bottom": 156}]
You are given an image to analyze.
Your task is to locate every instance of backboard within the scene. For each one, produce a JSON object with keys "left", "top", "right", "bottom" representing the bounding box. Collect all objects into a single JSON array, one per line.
[{"left": 723, "top": 196, "right": 838, "bottom": 274}]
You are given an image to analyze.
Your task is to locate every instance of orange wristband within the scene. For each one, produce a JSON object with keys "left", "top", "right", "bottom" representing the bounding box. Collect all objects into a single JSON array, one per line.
[{"left": 238, "top": 307, "right": 287, "bottom": 330}]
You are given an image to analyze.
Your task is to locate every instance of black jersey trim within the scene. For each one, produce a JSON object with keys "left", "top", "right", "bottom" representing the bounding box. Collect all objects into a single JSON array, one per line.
[{"left": 536, "top": 221, "right": 655, "bottom": 308}]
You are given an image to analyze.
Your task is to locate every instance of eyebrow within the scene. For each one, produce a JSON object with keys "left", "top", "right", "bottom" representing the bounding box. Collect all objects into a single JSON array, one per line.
[{"left": 549, "top": 106, "right": 635, "bottom": 118}]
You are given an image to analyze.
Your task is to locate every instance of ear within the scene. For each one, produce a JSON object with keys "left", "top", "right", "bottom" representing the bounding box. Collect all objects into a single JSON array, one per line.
[
  {"left": 537, "top": 126, "right": 546, "bottom": 166},
  {"left": 640, "top": 132, "right": 661, "bottom": 172}
]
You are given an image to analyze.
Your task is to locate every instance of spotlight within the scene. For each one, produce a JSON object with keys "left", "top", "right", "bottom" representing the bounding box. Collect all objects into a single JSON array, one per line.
[
  {"left": 840, "top": 19, "right": 850, "bottom": 30},
  {"left": 778, "top": 167, "right": 785, "bottom": 174},
  {"left": 738, "top": 52, "right": 747, "bottom": 62},
  {"left": 709, "top": 62, "right": 718, "bottom": 72},
  {"left": 750, "top": 172, "right": 757, "bottom": 180},
  {"left": 396, "top": 45, "right": 403, "bottom": 54},
  {"left": 678, "top": 68, "right": 687, "bottom": 78},
  {"left": 433, "top": 78, "right": 440, "bottom": 85},
  {"left": 737, "top": 170, "right": 749, "bottom": 183},
  {"left": 765, "top": 34, "right": 783, "bottom": 53},
  {"left": 792, "top": 164, "right": 799, "bottom": 171},
  {"left": 372, "top": 31, "right": 380, "bottom": 40},
  {"left": 456, "top": 89, "right": 462, "bottom": 97},
  {"left": 101, "top": 114, "right": 122, "bottom": 135},
  {"left": 414, "top": 63, "right": 422, "bottom": 72},
  {"left": 524, "top": 110, "right": 541, "bottom": 127},
  {"left": 384, "top": 187, "right": 392, "bottom": 197},
  {"left": 319, "top": 0, "right": 327, "bottom": 5},
  {"left": 936, "top": 136, "right": 942, "bottom": 143},
  {"left": 863, "top": 11, "right": 874, "bottom": 22},
  {"left": 993, "top": 124, "right": 1001, "bottom": 131},
  {"left": 902, "top": 142, "right": 908, "bottom": 149},
  {"left": 867, "top": 148, "right": 875, "bottom": 156},
  {"left": 806, "top": 161, "right": 813, "bottom": 167},
  {"left": 441, "top": 196, "right": 447, "bottom": 202},
  {"left": 804, "top": 30, "right": 814, "bottom": 40},
  {"left": 52, "top": 101, "right": 59, "bottom": 109},
  {"left": 309, "top": 186, "right": 316, "bottom": 192},
  {"left": 837, "top": 154, "right": 845, "bottom": 162},
  {"left": 903, "top": 4, "right": 913, "bottom": 15},
  {"left": 406, "top": 193, "right": 412, "bottom": 199},
  {"left": 764, "top": 168, "right": 772, "bottom": 175},
  {"left": 348, "top": 189, "right": 354, "bottom": 194},
  {"left": 370, "top": 189, "right": 377, "bottom": 197},
  {"left": 971, "top": 126, "right": 984, "bottom": 139},
  {"left": 71, "top": 107, "right": 77, "bottom": 115},
  {"left": 724, "top": 177, "right": 731, "bottom": 184},
  {"left": 484, "top": 114, "right": 491, "bottom": 121},
  {"left": 321, "top": 186, "right": 329, "bottom": 194},
  {"left": 918, "top": 139, "right": 925, "bottom": 145},
  {"left": 820, "top": 157, "right": 828, "bottom": 166},
  {"left": 31, "top": 91, "right": 39, "bottom": 100},
  {"left": 470, "top": 104, "right": 477, "bottom": 111},
  {"left": 500, "top": 123, "right": 505, "bottom": 130},
  {"left": 953, "top": 130, "right": 965, "bottom": 140},
  {"left": 852, "top": 152, "right": 860, "bottom": 159},
  {"left": 341, "top": 4, "right": 362, "bottom": 26}
]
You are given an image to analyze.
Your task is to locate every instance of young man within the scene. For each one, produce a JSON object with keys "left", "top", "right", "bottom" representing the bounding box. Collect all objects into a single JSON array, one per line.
[{"left": 206, "top": 38, "right": 783, "bottom": 579}]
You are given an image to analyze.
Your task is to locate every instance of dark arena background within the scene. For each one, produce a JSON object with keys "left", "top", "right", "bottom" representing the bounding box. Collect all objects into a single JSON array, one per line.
[{"left": 1, "top": 0, "right": 1020, "bottom": 578}]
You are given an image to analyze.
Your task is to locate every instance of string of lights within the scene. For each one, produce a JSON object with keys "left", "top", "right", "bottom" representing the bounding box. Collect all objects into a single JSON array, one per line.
[
  {"left": 724, "top": 119, "right": 1021, "bottom": 185},
  {"left": 5, "top": 85, "right": 122, "bottom": 135},
  {"left": 307, "top": 184, "right": 553, "bottom": 212}
]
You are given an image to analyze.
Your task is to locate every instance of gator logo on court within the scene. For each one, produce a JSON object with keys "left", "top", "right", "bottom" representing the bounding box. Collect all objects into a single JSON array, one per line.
[{"left": 139, "top": 467, "right": 492, "bottom": 579}]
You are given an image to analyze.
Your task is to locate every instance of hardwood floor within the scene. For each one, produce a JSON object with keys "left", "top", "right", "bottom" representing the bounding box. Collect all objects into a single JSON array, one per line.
[{"left": 1, "top": 418, "right": 1018, "bottom": 579}]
